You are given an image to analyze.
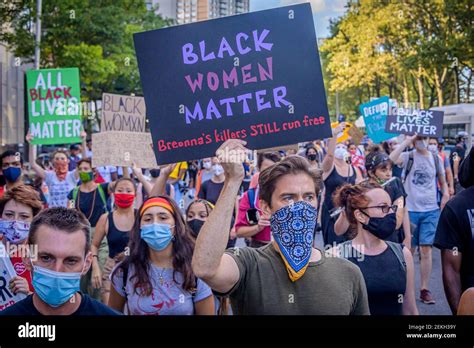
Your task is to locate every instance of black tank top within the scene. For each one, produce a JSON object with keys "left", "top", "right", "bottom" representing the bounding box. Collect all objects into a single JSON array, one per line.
[
  {"left": 323, "top": 165, "right": 356, "bottom": 211},
  {"left": 106, "top": 212, "right": 132, "bottom": 258},
  {"left": 347, "top": 243, "right": 406, "bottom": 315}
]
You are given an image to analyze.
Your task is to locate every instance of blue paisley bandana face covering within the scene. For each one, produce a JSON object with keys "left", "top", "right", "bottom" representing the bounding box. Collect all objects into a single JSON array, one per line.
[{"left": 270, "top": 201, "right": 317, "bottom": 282}]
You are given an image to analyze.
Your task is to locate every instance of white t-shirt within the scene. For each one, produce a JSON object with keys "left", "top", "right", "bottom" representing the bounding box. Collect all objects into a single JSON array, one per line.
[
  {"left": 401, "top": 150, "right": 445, "bottom": 212},
  {"left": 97, "top": 166, "right": 117, "bottom": 183},
  {"left": 44, "top": 171, "right": 77, "bottom": 207}
]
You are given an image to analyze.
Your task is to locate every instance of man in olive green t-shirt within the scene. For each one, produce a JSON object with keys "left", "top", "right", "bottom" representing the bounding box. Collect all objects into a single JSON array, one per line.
[{"left": 192, "top": 139, "right": 370, "bottom": 315}]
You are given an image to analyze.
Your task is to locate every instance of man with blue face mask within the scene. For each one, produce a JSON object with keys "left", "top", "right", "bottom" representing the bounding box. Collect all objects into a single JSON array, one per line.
[
  {"left": 0, "top": 207, "right": 120, "bottom": 315},
  {"left": 0, "top": 150, "right": 25, "bottom": 197},
  {"left": 192, "top": 139, "right": 369, "bottom": 315}
]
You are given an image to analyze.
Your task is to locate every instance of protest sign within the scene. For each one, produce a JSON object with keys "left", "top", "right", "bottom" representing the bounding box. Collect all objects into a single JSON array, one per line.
[
  {"left": 26, "top": 68, "right": 82, "bottom": 145},
  {"left": 134, "top": 3, "right": 332, "bottom": 165},
  {"left": 101, "top": 93, "right": 146, "bottom": 132},
  {"left": 385, "top": 107, "right": 444, "bottom": 138},
  {"left": 91, "top": 131, "right": 157, "bottom": 169},
  {"left": 0, "top": 244, "right": 26, "bottom": 311},
  {"left": 359, "top": 96, "right": 393, "bottom": 144},
  {"left": 347, "top": 125, "right": 364, "bottom": 145}
]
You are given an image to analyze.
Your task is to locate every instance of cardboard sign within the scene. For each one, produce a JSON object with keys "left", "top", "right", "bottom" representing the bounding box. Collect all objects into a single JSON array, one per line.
[
  {"left": 134, "top": 3, "right": 332, "bottom": 165},
  {"left": 385, "top": 107, "right": 444, "bottom": 138},
  {"left": 101, "top": 93, "right": 146, "bottom": 132},
  {"left": 347, "top": 125, "right": 364, "bottom": 145},
  {"left": 0, "top": 244, "right": 27, "bottom": 311},
  {"left": 26, "top": 68, "right": 82, "bottom": 145},
  {"left": 92, "top": 131, "right": 157, "bottom": 169},
  {"left": 359, "top": 96, "right": 393, "bottom": 144}
]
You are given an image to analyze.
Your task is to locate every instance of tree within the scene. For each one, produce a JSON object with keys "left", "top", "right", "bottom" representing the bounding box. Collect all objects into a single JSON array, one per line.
[{"left": 0, "top": 0, "right": 172, "bottom": 101}]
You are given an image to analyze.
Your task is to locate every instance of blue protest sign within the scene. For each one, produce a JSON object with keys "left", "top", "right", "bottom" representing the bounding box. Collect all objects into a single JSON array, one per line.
[
  {"left": 359, "top": 96, "right": 394, "bottom": 144},
  {"left": 134, "top": 3, "right": 332, "bottom": 165}
]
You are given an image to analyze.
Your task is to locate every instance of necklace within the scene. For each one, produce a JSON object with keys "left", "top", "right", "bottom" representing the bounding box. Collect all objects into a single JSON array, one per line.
[{"left": 77, "top": 186, "right": 97, "bottom": 220}]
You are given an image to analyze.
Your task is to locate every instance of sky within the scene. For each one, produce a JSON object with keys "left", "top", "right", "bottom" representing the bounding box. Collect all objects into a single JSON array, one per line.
[{"left": 249, "top": 0, "right": 348, "bottom": 39}]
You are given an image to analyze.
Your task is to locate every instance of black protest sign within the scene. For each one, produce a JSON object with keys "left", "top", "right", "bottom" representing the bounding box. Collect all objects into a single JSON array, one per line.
[
  {"left": 134, "top": 3, "right": 331, "bottom": 165},
  {"left": 385, "top": 107, "right": 444, "bottom": 138}
]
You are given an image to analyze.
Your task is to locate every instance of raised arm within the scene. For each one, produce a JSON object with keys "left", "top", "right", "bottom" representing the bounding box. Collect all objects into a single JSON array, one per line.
[
  {"left": 149, "top": 163, "right": 177, "bottom": 197},
  {"left": 132, "top": 164, "right": 152, "bottom": 194},
  {"left": 26, "top": 132, "right": 46, "bottom": 180},
  {"left": 321, "top": 122, "right": 346, "bottom": 175},
  {"left": 192, "top": 140, "right": 246, "bottom": 294},
  {"left": 389, "top": 134, "right": 416, "bottom": 166},
  {"left": 81, "top": 130, "right": 88, "bottom": 159}
]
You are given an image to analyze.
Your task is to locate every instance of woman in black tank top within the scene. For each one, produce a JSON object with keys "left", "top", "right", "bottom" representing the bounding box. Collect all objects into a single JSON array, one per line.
[
  {"left": 91, "top": 178, "right": 137, "bottom": 304},
  {"left": 331, "top": 182, "right": 418, "bottom": 315},
  {"left": 321, "top": 123, "right": 361, "bottom": 245}
]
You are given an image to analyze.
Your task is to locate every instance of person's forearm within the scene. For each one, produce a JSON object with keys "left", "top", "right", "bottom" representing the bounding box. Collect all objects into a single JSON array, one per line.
[
  {"left": 29, "top": 144, "right": 46, "bottom": 179},
  {"left": 402, "top": 209, "right": 411, "bottom": 247},
  {"left": 442, "top": 268, "right": 462, "bottom": 314},
  {"left": 321, "top": 136, "right": 336, "bottom": 173},
  {"left": 389, "top": 139, "right": 410, "bottom": 164},
  {"left": 134, "top": 169, "right": 152, "bottom": 193},
  {"left": 334, "top": 214, "right": 350, "bottom": 236},
  {"left": 235, "top": 225, "right": 260, "bottom": 238},
  {"left": 91, "top": 245, "right": 101, "bottom": 270},
  {"left": 193, "top": 178, "right": 241, "bottom": 278},
  {"left": 446, "top": 167, "right": 454, "bottom": 190},
  {"left": 453, "top": 161, "right": 459, "bottom": 180},
  {"left": 81, "top": 137, "right": 88, "bottom": 158},
  {"left": 150, "top": 173, "right": 170, "bottom": 197},
  {"left": 122, "top": 167, "right": 130, "bottom": 179}
]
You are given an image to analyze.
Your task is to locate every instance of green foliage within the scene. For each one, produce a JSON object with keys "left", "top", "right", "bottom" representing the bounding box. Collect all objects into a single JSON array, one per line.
[
  {"left": 0, "top": 0, "right": 172, "bottom": 100},
  {"left": 321, "top": 0, "right": 473, "bottom": 117}
]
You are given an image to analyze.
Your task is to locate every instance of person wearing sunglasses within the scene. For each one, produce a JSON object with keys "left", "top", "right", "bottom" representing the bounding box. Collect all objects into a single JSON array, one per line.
[{"left": 330, "top": 182, "right": 418, "bottom": 315}]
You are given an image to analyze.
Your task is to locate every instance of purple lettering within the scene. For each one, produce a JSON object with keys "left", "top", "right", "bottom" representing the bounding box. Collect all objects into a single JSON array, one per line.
[
  {"left": 182, "top": 43, "right": 198, "bottom": 64},
  {"left": 185, "top": 102, "right": 204, "bottom": 124},
  {"left": 258, "top": 57, "right": 273, "bottom": 81},
  {"left": 220, "top": 97, "right": 236, "bottom": 116},
  {"left": 207, "top": 72, "right": 219, "bottom": 91},
  {"left": 217, "top": 37, "right": 236, "bottom": 58},
  {"left": 273, "top": 86, "right": 291, "bottom": 107},
  {"left": 200, "top": 40, "right": 215, "bottom": 62},
  {"left": 236, "top": 33, "right": 251, "bottom": 55},
  {"left": 223, "top": 68, "right": 239, "bottom": 89},
  {"left": 255, "top": 90, "right": 271, "bottom": 111},
  {"left": 206, "top": 99, "right": 222, "bottom": 120},
  {"left": 237, "top": 93, "right": 252, "bottom": 114},
  {"left": 253, "top": 29, "right": 273, "bottom": 52}
]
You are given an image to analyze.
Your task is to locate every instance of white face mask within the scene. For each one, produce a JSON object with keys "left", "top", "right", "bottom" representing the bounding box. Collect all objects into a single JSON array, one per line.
[
  {"left": 213, "top": 164, "right": 224, "bottom": 176},
  {"left": 428, "top": 144, "right": 438, "bottom": 154},
  {"left": 416, "top": 140, "right": 428, "bottom": 150},
  {"left": 334, "top": 147, "right": 348, "bottom": 160},
  {"left": 203, "top": 161, "right": 211, "bottom": 170}
]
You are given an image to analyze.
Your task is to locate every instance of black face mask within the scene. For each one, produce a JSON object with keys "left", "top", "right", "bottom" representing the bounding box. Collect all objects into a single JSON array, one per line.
[
  {"left": 361, "top": 212, "right": 397, "bottom": 240},
  {"left": 307, "top": 154, "right": 317, "bottom": 161},
  {"left": 188, "top": 219, "right": 205, "bottom": 237},
  {"left": 149, "top": 169, "right": 160, "bottom": 178}
]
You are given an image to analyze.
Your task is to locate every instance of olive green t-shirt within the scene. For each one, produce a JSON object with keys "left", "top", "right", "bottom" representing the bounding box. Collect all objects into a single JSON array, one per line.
[{"left": 222, "top": 244, "right": 370, "bottom": 315}]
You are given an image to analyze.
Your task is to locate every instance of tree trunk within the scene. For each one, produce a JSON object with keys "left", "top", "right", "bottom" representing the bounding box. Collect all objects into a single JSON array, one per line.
[
  {"left": 433, "top": 69, "right": 444, "bottom": 106},
  {"left": 403, "top": 74, "right": 409, "bottom": 105},
  {"left": 417, "top": 66, "right": 425, "bottom": 109},
  {"left": 454, "top": 67, "right": 460, "bottom": 104}
]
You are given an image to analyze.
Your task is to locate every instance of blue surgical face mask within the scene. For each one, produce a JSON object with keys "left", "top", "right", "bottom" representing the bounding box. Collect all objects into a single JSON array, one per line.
[
  {"left": 32, "top": 258, "right": 88, "bottom": 308},
  {"left": 140, "top": 223, "right": 175, "bottom": 251},
  {"left": 3, "top": 166, "right": 22, "bottom": 183}
]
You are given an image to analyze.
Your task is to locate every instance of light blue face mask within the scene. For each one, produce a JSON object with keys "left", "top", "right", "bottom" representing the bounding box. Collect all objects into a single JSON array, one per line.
[
  {"left": 32, "top": 259, "right": 88, "bottom": 308},
  {"left": 140, "top": 223, "right": 175, "bottom": 251}
]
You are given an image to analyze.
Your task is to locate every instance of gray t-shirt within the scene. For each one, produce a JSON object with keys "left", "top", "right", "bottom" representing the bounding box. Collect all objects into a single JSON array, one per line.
[
  {"left": 111, "top": 263, "right": 212, "bottom": 315},
  {"left": 45, "top": 171, "right": 77, "bottom": 207},
  {"left": 400, "top": 151, "right": 445, "bottom": 212},
  {"left": 220, "top": 244, "right": 370, "bottom": 315}
]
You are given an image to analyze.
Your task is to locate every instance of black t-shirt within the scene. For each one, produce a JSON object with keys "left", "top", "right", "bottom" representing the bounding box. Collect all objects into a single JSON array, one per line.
[
  {"left": 434, "top": 186, "right": 474, "bottom": 291},
  {"left": 0, "top": 292, "right": 121, "bottom": 315},
  {"left": 385, "top": 177, "right": 407, "bottom": 204},
  {"left": 67, "top": 183, "right": 110, "bottom": 227},
  {"left": 198, "top": 180, "right": 224, "bottom": 205},
  {"left": 450, "top": 144, "right": 467, "bottom": 170}
]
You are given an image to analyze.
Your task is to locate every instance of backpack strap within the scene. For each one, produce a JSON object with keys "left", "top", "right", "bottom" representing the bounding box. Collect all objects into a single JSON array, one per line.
[
  {"left": 386, "top": 241, "right": 407, "bottom": 273},
  {"left": 247, "top": 188, "right": 256, "bottom": 210},
  {"left": 96, "top": 184, "right": 109, "bottom": 213},
  {"left": 402, "top": 151, "right": 415, "bottom": 184}
]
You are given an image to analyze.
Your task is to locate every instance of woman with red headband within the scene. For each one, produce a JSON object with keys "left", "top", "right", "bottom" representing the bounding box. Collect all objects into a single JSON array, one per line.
[
  {"left": 108, "top": 196, "right": 214, "bottom": 315},
  {"left": 91, "top": 177, "right": 137, "bottom": 304}
]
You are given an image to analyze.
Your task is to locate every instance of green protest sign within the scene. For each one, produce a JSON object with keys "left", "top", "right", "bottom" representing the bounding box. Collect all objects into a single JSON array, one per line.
[{"left": 26, "top": 68, "right": 82, "bottom": 145}]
